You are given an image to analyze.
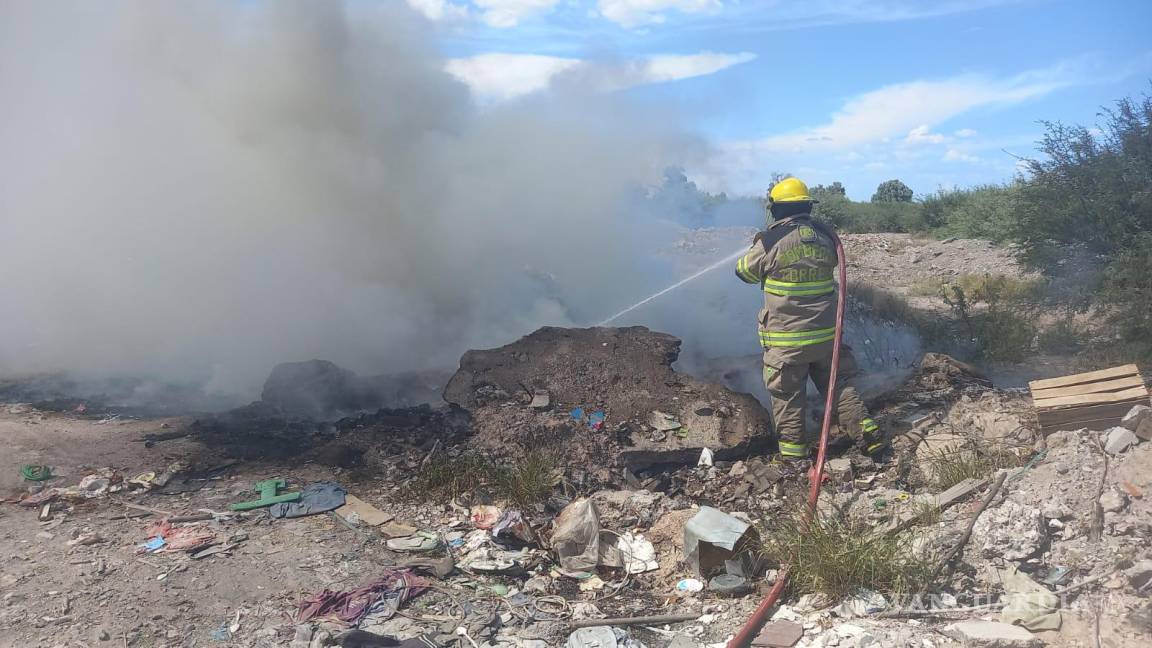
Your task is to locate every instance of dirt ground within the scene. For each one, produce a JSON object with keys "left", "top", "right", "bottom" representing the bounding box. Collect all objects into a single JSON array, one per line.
[{"left": 0, "top": 408, "right": 418, "bottom": 648}]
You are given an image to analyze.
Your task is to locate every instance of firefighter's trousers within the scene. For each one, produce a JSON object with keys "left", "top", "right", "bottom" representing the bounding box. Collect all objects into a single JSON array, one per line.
[{"left": 762, "top": 344, "right": 880, "bottom": 458}]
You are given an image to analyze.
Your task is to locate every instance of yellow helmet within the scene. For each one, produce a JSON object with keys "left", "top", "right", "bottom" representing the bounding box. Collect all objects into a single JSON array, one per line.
[{"left": 768, "top": 177, "right": 813, "bottom": 204}]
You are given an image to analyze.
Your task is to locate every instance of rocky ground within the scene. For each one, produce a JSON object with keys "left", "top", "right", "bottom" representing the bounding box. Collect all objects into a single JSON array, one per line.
[{"left": 669, "top": 229, "right": 1026, "bottom": 291}]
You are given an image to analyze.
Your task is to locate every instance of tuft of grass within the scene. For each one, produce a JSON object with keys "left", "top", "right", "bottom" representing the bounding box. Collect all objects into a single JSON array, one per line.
[
  {"left": 399, "top": 453, "right": 491, "bottom": 502},
  {"left": 926, "top": 443, "right": 1022, "bottom": 491},
  {"left": 493, "top": 448, "right": 562, "bottom": 508},
  {"left": 399, "top": 449, "right": 562, "bottom": 507},
  {"left": 761, "top": 508, "right": 936, "bottom": 600}
]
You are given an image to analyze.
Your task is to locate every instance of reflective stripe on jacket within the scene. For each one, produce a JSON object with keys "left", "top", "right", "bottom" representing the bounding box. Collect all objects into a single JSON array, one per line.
[{"left": 734, "top": 215, "right": 839, "bottom": 358}]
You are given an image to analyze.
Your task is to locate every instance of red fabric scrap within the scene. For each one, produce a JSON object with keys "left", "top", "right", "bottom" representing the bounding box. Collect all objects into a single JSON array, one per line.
[{"left": 295, "top": 570, "right": 428, "bottom": 625}]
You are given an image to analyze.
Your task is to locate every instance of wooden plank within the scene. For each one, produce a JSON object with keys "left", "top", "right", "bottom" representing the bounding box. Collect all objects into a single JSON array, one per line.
[
  {"left": 1042, "top": 417, "right": 1130, "bottom": 434},
  {"left": 931, "top": 477, "right": 988, "bottom": 509},
  {"left": 1031, "top": 375, "right": 1147, "bottom": 400},
  {"left": 334, "top": 495, "right": 394, "bottom": 527},
  {"left": 1029, "top": 364, "right": 1139, "bottom": 391},
  {"left": 1033, "top": 386, "right": 1149, "bottom": 411},
  {"left": 1037, "top": 399, "right": 1149, "bottom": 428}
]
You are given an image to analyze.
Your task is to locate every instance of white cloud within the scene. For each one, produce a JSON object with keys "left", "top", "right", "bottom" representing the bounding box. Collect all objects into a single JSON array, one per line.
[
  {"left": 731, "top": 66, "right": 1074, "bottom": 155},
  {"left": 598, "top": 0, "right": 723, "bottom": 28},
  {"left": 641, "top": 51, "right": 756, "bottom": 82},
  {"left": 710, "top": 63, "right": 1080, "bottom": 196},
  {"left": 475, "top": 0, "right": 561, "bottom": 27},
  {"left": 406, "top": 0, "right": 469, "bottom": 21},
  {"left": 905, "top": 124, "right": 947, "bottom": 144},
  {"left": 445, "top": 53, "right": 581, "bottom": 102},
  {"left": 944, "top": 148, "right": 981, "bottom": 163},
  {"left": 446, "top": 50, "right": 755, "bottom": 102}
]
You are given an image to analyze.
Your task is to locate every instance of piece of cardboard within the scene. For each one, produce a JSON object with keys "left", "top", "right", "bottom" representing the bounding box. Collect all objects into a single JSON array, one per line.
[{"left": 334, "top": 495, "right": 394, "bottom": 527}]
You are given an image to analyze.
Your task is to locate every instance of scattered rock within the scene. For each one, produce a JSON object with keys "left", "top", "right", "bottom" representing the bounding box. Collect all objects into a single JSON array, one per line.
[
  {"left": 1099, "top": 488, "right": 1129, "bottom": 513},
  {"left": 832, "top": 589, "right": 888, "bottom": 617},
  {"left": 1125, "top": 560, "right": 1152, "bottom": 590},
  {"left": 529, "top": 391, "right": 551, "bottom": 410},
  {"left": 1104, "top": 427, "right": 1139, "bottom": 455},
  {"left": 708, "top": 574, "right": 751, "bottom": 597},
  {"left": 566, "top": 626, "right": 617, "bottom": 648},
  {"left": 752, "top": 620, "right": 803, "bottom": 647},
  {"left": 943, "top": 620, "right": 1041, "bottom": 647},
  {"left": 827, "top": 458, "right": 854, "bottom": 483},
  {"left": 972, "top": 499, "right": 1045, "bottom": 561},
  {"left": 1121, "top": 405, "right": 1151, "bottom": 434}
]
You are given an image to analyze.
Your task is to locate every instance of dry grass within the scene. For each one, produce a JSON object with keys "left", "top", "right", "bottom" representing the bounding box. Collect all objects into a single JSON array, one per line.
[
  {"left": 493, "top": 448, "right": 563, "bottom": 508},
  {"left": 399, "top": 449, "right": 561, "bottom": 507},
  {"left": 925, "top": 443, "right": 1022, "bottom": 491},
  {"left": 399, "top": 453, "right": 492, "bottom": 502},
  {"left": 909, "top": 273, "right": 1045, "bottom": 300},
  {"left": 760, "top": 507, "right": 936, "bottom": 600}
]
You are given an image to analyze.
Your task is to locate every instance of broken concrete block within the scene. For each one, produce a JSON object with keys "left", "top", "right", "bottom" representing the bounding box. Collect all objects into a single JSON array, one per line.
[
  {"left": 1122, "top": 405, "right": 1151, "bottom": 432},
  {"left": 827, "top": 458, "right": 854, "bottom": 483},
  {"left": 1104, "top": 426, "right": 1139, "bottom": 455},
  {"left": 972, "top": 499, "right": 1044, "bottom": 561},
  {"left": 752, "top": 620, "right": 803, "bottom": 647},
  {"left": 1100, "top": 488, "right": 1129, "bottom": 513},
  {"left": 1125, "top": 560, "right": 1152, "bottom": 590},
  {"left": 649, "top": 410, "right": 682, "bottom": 431},
  {"left": 1138, "top": 418, "right": 1152, "bottom": 441},
  {"left": 943, "top": 620, "right": 1041, "bottom": 647},
  {"left": 1127, "top": 404, "right": 1152, "bottom": 440},
  {"left": 529, "top": 390, "right": 551, "bottom": 410},
  {"left": 566, "top": 626, "right": 617, "bottom": 648}
]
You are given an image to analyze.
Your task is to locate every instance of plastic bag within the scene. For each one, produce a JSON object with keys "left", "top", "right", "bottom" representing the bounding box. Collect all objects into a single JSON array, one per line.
[{"left": 553, "top": 498, "right": 600, "bottom": 571}]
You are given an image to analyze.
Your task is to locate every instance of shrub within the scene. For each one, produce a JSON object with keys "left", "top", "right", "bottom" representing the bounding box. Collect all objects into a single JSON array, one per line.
[{"left": 761, "top": 508, "right": 935, "bottom": 599}]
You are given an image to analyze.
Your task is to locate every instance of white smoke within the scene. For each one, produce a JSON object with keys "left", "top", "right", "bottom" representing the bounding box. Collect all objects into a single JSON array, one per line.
[{"left": 0, "top": 1, "right": 699, "bottom": 396}]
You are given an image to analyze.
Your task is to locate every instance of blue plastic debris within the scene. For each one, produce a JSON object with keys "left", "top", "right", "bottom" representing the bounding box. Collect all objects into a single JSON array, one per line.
[
  {"left": 140, "top": 536, "right": 166, "bottom": 553},
  {"left": 569, "top": 407, "right": 585, "bottom": 421},
  {"left": 588, "top": 410, "right": 606, "bottom": 430}
]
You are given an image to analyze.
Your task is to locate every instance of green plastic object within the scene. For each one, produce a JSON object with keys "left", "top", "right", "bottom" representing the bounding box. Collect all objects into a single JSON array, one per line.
[
  {"left": 230, "top": 478, "right": 301, "bottom": 511},
  {"left": 20, "top": 465, "right": 52, "bottom": 481}
]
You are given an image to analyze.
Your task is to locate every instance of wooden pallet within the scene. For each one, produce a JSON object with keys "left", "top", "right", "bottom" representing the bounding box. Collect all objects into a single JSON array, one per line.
[{"left": 1030, "top": 364, "right": 1150, "bottom": 434}]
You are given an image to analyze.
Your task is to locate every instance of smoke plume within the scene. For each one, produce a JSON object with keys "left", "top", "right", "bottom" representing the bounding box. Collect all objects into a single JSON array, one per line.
[{"left": 0, "top": 1, "right": 696, "bottom": 396}]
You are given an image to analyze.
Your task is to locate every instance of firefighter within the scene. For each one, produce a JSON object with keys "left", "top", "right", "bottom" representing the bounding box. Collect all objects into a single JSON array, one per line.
[{"left": 735, "top": 177, "right": 885, "bottom": 465}]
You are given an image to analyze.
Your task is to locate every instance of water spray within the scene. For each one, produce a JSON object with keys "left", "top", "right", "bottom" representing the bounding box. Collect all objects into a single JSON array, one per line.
[{"left": 596, "top": 247, "right": 747, "bottom": 326}]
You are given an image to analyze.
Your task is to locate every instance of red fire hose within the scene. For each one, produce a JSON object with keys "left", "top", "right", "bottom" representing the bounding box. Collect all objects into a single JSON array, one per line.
[{"left": 726, "top": 230, "right": 848, "bottom": 648}]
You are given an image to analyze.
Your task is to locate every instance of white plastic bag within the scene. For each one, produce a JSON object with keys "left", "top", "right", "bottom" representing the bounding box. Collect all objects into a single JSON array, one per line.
[{"left": 554, "top": 498, "right": 600, "bottom": 571}]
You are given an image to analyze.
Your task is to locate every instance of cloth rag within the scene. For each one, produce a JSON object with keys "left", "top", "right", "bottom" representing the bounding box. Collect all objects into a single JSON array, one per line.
[
  {"left": 269, "top": 481, "right": 347, "bottom": 519},
  {"left": 296, "top": 570, "right": 428, "bottom": 625}
]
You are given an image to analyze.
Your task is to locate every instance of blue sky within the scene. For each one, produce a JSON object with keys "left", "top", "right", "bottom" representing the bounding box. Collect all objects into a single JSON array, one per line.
[{"left": 409, "top": 0, "right": 1152, "bottom": 199}]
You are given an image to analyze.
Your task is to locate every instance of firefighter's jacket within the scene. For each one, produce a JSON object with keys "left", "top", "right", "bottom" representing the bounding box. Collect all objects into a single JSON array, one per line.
[{"left": 735, "top": 214, "right": 838, "bottom": 364}]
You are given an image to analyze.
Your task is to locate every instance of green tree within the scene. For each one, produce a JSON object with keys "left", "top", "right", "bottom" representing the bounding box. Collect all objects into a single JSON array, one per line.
[
  {"left": 811, "top": 181, "right": 847, "bottom": 197},
  {"left": 1009, "top": 89, "right": 1152, "bottom": 360},
  {"left": 871, "top": 179, "right": 914, "bottom": 203}
]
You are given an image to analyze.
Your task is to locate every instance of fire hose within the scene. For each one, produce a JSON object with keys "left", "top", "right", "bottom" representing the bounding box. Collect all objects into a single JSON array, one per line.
[{"left": 726, "top": 229, "right": 848, "bottom": 648}]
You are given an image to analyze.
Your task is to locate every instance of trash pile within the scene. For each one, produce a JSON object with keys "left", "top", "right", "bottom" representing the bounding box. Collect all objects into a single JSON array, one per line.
[
  {"left": 3, "top": 326, "right": 1152, "bottom": 647},
  {"left": 443, "top": 326, "right": 774, "bottom": 472}
]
